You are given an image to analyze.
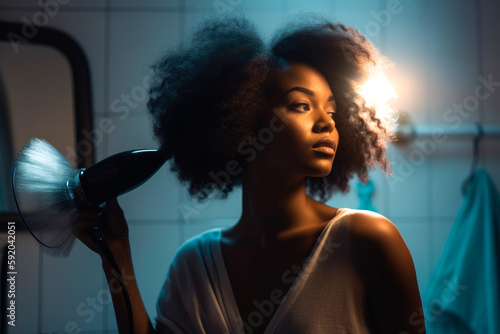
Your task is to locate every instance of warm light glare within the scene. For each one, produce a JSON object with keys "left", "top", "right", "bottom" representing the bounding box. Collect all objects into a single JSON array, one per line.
[
  {"left": 359, "top": 72, "right": 397, "bottom": 107},
  {"left": 358, "top": 71, "right": 398, "bottom": 131}
]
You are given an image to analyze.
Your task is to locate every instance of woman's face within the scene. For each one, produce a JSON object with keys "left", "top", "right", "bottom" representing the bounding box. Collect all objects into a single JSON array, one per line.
[{"left": 259, "top": 62, "right": 339, "bottom": 178}]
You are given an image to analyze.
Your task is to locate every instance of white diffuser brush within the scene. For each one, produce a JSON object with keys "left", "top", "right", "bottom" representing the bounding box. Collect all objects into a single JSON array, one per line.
[{"left": 12, "top": 138, "right": 170, "bottom": 256}]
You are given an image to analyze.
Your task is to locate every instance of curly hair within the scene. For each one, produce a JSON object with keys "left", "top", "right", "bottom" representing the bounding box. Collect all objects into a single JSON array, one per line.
[{"left": 148, "top": 14, "right": 395, "bottom": 202}]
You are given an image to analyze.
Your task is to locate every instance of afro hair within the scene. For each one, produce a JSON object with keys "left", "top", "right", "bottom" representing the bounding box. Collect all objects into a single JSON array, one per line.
[{"left": 147, "top": 14, "right": 395, "bottom": 201}]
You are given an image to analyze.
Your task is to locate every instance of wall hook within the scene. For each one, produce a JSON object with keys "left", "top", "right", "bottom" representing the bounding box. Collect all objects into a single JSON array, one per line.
[{"left": 461, "top": 122, "right": 484, "bottom": 195}]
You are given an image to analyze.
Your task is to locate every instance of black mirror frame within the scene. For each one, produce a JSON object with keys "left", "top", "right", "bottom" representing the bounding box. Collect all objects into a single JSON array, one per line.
[{"left": 0, "top": 21, "right": 95, "bottom": 228}]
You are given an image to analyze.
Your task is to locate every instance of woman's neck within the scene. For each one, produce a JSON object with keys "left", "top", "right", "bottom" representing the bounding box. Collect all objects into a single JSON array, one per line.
[{"left": 230, "top": 164, "right": 324, "bottom": 247}]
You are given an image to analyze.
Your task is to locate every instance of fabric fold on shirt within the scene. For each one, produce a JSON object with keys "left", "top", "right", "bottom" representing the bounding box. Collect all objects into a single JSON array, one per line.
[{"left": 156, "top": 208, "right": 373, "bottom": 333}]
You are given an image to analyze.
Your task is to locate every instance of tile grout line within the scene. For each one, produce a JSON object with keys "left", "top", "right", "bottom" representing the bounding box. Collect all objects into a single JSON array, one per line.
[
  {"left": 102, "top": 0, "right": 111, "bottom": 331},
  {"left": 0, "top": 6, "right": 182, "bottom": 12},
  {"left": 427, "top": 149, "right": 435, "bottom": 283},
  {"left": 37, "top": 244, "right": 44, "bottom": 333},
  {"left": 178, "top": 0, "right": 186, "bottom": 247},
  {"left": 424, "top": 0, "right": 435, "bottom": 288}
]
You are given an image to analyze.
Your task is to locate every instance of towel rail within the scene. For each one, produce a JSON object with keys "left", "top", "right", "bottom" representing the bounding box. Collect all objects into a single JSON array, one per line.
[{"left": 395, "top": 124, "right": 500, "bottom": 143}]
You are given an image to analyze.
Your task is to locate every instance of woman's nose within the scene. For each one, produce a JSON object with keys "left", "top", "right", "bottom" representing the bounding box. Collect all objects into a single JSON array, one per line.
[{"left": 313, "top": 109, "right": 335, "bottom": 133}]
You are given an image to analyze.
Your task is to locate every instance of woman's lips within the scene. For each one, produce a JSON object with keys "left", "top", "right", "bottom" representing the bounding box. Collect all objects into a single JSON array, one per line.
[{"left": 312, "top": 138, "right": 337, "bottom": 156}]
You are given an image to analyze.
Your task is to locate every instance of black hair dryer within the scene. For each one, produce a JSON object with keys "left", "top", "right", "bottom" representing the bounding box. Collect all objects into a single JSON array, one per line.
[
  {"left": 12, "top": 138, "right": 171, "bottom": 255},
  {"left": 68, "top": 147, "right": 171, "bottom": 211}
]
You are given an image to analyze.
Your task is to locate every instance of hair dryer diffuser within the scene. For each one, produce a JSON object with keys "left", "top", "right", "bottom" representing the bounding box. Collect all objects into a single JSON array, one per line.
[{"left": 12, "top": 138, "right": 170, "bottom": 256}]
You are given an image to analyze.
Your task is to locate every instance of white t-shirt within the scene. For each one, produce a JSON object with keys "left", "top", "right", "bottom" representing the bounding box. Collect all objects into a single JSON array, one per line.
[{"left": 155, "top": 208, "right": 374, "bottom": 333}]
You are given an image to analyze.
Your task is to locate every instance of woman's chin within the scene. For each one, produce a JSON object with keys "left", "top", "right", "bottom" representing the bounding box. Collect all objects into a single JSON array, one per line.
[{"left": 305, "top": 164, "right": 334, "bottom": 178}]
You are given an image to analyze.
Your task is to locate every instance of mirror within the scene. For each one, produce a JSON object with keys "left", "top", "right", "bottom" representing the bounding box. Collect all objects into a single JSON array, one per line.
[{"left": 0, "top": 21, "right": 94, "bottom": 227}]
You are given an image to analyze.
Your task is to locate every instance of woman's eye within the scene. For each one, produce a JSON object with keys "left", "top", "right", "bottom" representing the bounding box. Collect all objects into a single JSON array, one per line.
[
  {"left": 327, "top": 110, "right": 336, "bottom": 119},
  {"left": 291, "top": 102, "right": 310, "bottom": 112}
]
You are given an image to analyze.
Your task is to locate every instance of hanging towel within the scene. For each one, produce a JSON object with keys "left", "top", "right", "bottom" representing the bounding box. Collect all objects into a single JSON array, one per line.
[
  {"left": 424, "top": 168, "right": 500, "bottom": 334},
  {"left": 357, "top": 179, "right": 377, "bottom": 212}
]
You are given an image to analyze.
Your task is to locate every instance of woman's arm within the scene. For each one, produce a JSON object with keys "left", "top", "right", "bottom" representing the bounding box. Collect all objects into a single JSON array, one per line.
[
  {"left": 73, "top": 198, "right": 156, "bottom": 334},
  {"left": 350, "top": 212, "right": 426, "bottom": 334},
  {"left": 101, "top": 240, "right": 155, "bottom": 334}
]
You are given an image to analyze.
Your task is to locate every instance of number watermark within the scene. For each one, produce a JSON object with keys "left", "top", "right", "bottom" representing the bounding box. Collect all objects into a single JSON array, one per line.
[{"left": 6, "top": 221, "right": 17, "bottom": 327}]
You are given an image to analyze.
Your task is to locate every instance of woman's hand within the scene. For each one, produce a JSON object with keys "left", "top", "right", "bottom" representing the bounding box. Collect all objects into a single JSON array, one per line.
[
  {"left": 72, "top": 199, "right": 156, "bottom": 334},
  {"left": 72, "top": 198, "right": 130, "bottom": 258}
]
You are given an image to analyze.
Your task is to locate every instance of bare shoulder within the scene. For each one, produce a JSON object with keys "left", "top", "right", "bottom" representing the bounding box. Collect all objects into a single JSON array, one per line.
[
  {"left": 345, "top": 210, "right": 405, "bottom": 247},
  {"left": 344, "top": 210, "right": 425, "bottom": 333},
  {"left": 341, "top": 209, "right": 416, "bottom": 286}
]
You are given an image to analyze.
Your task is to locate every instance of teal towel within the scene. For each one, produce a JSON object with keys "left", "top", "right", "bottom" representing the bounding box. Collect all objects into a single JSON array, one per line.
[
  {"left": 357, "top": 179, "right": 377, "bottom": 212},
  {"left": 424, "top": 168, "right": 500, "bottom": 334}
]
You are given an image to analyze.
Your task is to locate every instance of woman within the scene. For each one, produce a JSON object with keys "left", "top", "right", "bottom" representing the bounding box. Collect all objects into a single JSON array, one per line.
[{"left": 75, "top": 14, "right": 425, "bottom": 334}]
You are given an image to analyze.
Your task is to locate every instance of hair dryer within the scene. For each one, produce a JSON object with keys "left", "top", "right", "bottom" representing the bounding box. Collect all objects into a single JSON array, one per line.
[{"left": 12, "top": 138, "right": 170, "bottom": 256}]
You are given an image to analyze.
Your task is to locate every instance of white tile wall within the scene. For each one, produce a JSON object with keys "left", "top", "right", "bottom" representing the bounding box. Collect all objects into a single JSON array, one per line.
[
  {"left": 184, "top": 0, "right": 213, "bottom": 11},
  {"left": 326, "top": 178, "right": 361, "bottom": 212},
  {"left": 7, "top": 233, "right": 40, "bottom": 334},
  {"left": 182, "top": 218, "right": 236, "bottom": 241},
  {"left": 104, "top": 113, "right": 158, "bottom": 154},
  {"left": 238, "top": 0, "right": 284, "bottom": 12},
  {"left": 0, "top": 0, "right": 106, "bottom": 8},
  {"left": 429, "top": 141, "right": 473, "bottom": 217},
  {"left": 108, "top": 222, "right": 182, "bottom": 329},
  {"left": 326, "top": 169, "right": 395, "bottom": 216},
  {"left": 426, "top": 1, "right": 482, "bottom": 127},
  {"left": 235, "top": 11, "right": 286, "bottom": 43},
  {"left": 91, "top": 113, "right": 113, "bottom": 163},
  {"left": 392, "top": 217, "right": 432, "bottom": 297},
  {"left": 482, "top": 0, "right": 500, "bottom": 125},
  {"left": 178, "top": 185, "right": 242, "bottom": 222},
  {"left": 108, "top": 11, "right": 182, "bottom": 116},
  {"left": 384, "top": 1, "right": 433, "bottom": 126},
  {"left": 325, "top": 2, "right": 385, "bottom": 49},
  {"left": 110, "top": 0, "right": 181, "bottom": 9},
  {"left": 286, "top": 0, "right": 333, "bottom": 15},
  {"left": 2, "top": 0, "right": 500, "bottom": 332},
  {"left": 429, "top": 217, "right": 455, "bottom": 274},
  {"left": 385, "top": 145, "right": 431, "bottom": 217},
  {"left": 484, "top": 139, "right": 500, "bottom": 188},
  {"left": 40, "top": 241, "right": 105, "bottom": 333},
  {"left": 118, "top": 164, "right": 180, "bottom": 221}
]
